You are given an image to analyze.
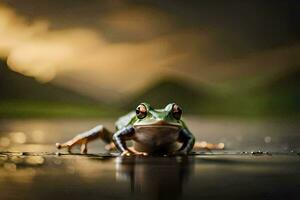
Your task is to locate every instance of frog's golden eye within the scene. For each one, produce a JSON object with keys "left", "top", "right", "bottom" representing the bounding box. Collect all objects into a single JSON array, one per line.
[
  {"left": 172, "top": 104, "right": 182, "bottom": 120},
  {"left": 136, "top": 104, "right": 147, "bottom": 119}
]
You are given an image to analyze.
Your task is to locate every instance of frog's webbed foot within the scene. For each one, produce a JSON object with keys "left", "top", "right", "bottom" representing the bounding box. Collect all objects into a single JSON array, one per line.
[
  {"left": 193, "top": 141, "right": 225, "bottom": 150},
  {"left": 56, "top": 138, "right": 90, "bottom": 154},
  {"left": 128, "top": 147, "right": 148, "bottom": 156},
  {"left": 56, "top": 141, "right": 74, "bottom": 153},
  {"left": 120, "top": 148, "right": 148, "bottom": 156},
  {"left": 56, "top": 125, "right": 113, "bottom": 154}
]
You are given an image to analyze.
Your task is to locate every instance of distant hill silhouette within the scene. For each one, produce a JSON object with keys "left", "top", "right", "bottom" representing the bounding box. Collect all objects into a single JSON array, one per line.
[
  {"left": 0, "top": 59, "right": 98, "bottom": 104},
  {"left": 1, "top": 57, "right": 299, "bottom": 117},
  {"left": 256, "top": 67, "right": 300, "bottom": 114},
  {"left": 127, "top": 77, "right": 211, "bottom": 113},
  {"left": 265, "top": 67, "right": 300, "bottom": 93}
]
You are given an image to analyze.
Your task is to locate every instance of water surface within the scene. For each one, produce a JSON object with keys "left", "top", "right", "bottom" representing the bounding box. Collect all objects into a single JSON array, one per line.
[{"left": 0, "top": 118, "right": 299, "bottom": 200}]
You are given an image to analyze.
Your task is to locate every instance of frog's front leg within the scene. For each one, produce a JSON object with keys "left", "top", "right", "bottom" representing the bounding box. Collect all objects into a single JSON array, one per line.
[
  {"left": 56, "top": 125, "right": 113, "bottom": 153},
  {"left": 176, "top": 128, "right": 195, "bottom": 155},
  {"left": 112, "top": 126, "right": 147, "bottom": 156}
]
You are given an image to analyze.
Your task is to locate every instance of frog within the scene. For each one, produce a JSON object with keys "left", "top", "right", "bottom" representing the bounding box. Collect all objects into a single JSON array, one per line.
[{"left": 56, "top": 103, "right": 224, "bottom": 156}]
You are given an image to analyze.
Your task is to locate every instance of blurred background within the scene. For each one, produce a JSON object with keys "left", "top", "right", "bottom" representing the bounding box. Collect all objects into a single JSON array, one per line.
[
  {"left": 0, "top": 2, "right": 300, "bottom": 199},
  {"left": 0, "top": 0, "right": 299, "bottom": 118},
  {"left": 0, "top": 0, "right": 299, "bottom": 153}
]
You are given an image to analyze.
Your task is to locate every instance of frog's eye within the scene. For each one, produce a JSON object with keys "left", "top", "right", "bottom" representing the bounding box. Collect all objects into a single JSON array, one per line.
[
  {"left": 136, "top": 104, "right": 147, "bottom": 119},
  {"left": 172, "top": 104, "right": 182, "bottom": 120}
]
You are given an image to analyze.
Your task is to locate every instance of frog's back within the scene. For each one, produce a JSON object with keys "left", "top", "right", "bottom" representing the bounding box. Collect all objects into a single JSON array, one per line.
[{"left": 115, "top": 111, "right": 136, "bottom": 130}]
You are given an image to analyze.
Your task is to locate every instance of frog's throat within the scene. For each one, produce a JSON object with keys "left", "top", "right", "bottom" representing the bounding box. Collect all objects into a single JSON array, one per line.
[{"left": 133, "top": 121, "right": 181, "bottom": 147}]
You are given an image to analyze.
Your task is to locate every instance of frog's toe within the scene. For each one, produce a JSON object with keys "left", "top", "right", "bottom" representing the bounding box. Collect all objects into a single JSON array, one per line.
[
  {"left": 55, "top": 142, "right": 73, "bottom": 152},
  {"left": 120, "top": 150, "right": 148, "bottom": 156},
  {"left": 217, "top": 143, "right": 225, "bottom": 149},
  {"left": 136, "top": 152, "right": 148, "bottom": 156},
  {"left": 121, "top": 150, "right": 133, "bottom": 157},
  {"left": 193, "top": 141, "right": 225, "bottom": 150},
  {"left": 127, "top": 147, "right": 148, "bottom": 156},
  {"left": 56, "top": 142, "right": 70, "bottom": 150},
  {"left": 56, "top": 143, "right": 62, "bottom": 149}
]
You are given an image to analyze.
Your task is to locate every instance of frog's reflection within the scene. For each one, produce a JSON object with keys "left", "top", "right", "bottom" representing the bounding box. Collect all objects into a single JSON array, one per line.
[{"left": 115, "top": 156, "right": 194, "bottom": 199}]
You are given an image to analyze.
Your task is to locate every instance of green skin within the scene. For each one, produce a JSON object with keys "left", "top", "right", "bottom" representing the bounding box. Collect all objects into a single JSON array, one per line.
[
  {"left": 113, "top": 103, "right": 195, "bottom": 156},
  {"left": 56, "top": 103, "right": 195, "bottom": 156}
]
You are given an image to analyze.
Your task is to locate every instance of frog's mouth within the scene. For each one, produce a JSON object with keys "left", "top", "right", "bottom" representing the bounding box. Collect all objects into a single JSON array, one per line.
[{"left": 133, "top": 120, "right": 181, "bottom": 128}]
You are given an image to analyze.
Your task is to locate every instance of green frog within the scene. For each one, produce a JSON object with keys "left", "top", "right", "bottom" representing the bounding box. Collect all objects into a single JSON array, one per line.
[{"left": 56, "top": 103, "right": 224, "bottom": 156}]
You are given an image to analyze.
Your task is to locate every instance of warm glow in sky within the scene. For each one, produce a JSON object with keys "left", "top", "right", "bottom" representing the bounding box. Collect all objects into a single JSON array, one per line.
[{"left": 0, "top": 1, "right": 298, "bottom": 101}]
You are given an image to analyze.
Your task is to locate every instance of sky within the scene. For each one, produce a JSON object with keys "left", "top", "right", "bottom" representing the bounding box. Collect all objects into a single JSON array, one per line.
[{"left": 0, "top": 0, "right": 299, "bottom": 101}]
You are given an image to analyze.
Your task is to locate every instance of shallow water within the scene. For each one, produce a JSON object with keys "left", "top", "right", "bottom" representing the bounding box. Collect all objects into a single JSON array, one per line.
[{"left": 0, "top": 118, "right": 299, "bottom": 200}]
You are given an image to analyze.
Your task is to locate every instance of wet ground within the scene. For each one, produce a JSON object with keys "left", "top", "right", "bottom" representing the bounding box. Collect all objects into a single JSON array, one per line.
[{"left": 0, "top": 118, "right": 300, "bottom": 200}]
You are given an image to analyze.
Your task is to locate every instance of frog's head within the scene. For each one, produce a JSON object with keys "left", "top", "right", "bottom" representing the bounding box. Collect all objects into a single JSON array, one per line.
[
  {"left": 133, "top": 102, "right": 183, "bottom": 128},
  {"left": 132, "top": 103, "right": 184, "bottom": 147}
]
